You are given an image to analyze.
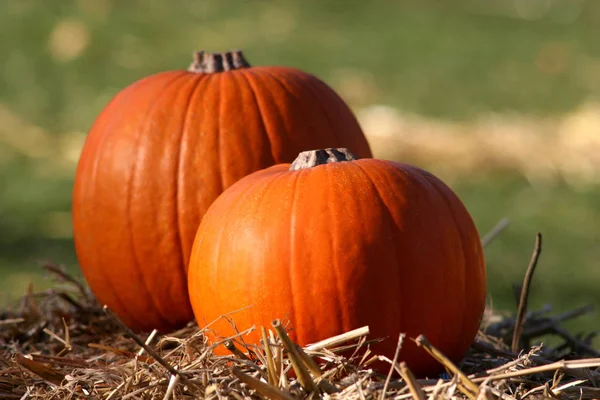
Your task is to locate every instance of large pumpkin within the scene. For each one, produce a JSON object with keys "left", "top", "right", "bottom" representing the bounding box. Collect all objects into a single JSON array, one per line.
[
  {"left": 72, "top": 51, "right": 372, "bottom": 333},
  {"left": 188, "top": 148, "right": 486, "bottom": 376}
]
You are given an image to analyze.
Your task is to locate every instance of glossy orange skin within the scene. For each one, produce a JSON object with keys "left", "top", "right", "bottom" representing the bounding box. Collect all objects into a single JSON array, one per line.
[
  {"left": 188, "top": 158, "right": 486, "bottom": 377},
  {"left": 72, "top": 66, "right": 372, "bottom": 333}
]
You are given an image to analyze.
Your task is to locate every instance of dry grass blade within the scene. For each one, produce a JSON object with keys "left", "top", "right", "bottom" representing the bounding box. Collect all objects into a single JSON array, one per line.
[
  {"left": 137, "top": 329, "right": 158, "bottom": 356},
  {"left": 293, "top": 343, "right": 322, "bottom": 378},
  {"left": 232, "top": 367, "right": 294, "bottom": 400},
  {"left": 414, "top": 335, "right": 480, "bottom": 399},
  {"left": 512, "top": 232, "right": 543, "bottom": 352},
  {"left": 472, "top": 358, "right": 600, "bottom": 382},
  {"left": 272, "top": 319, "right": 319, "bottom": 393},
  {"left": 0, "top": 318, "right": 25, "bottom": 326},
  {"left": 261, "top": 326, "right": 278, "bottom": 386},
  {"left": 480, "top": 217, "right": 510, "bottom": 247},
  {"left": 42, "top": 262, "right": 90, "bottom": 299},
  {"left": 162, "top": 371, "right": 180, "bottom": 400},
  {"left": 88, "top": 342, "right": 153, "bottom": 363},
  {"left": 304, "top": 325, "right": 370, "bottom": 351},
  {"left": 399, "top": 361, "right": 426, "bottom": 400},
  {"left": 14, "top": 353, "right": 65, "bottom": 386},
  {"left": 224, "top": 339, "right": 251, "bottom": 361},
  {"left": 427, "top": 378, "right": 445, "bottom": 400},
  {"left": 29, "top": 354, "right": 88, "bottom": 368},
  {"left": 380, "top": 333, "right": 404, "bottom": 400}
]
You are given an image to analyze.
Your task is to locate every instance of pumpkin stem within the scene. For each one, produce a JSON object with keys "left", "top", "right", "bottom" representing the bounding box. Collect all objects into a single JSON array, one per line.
[
  {"left": 188, "top": 50, "right": 251, "bottom": 73},
  {"left": 289, "top": 148, "right": 358, "bottom": 171}
]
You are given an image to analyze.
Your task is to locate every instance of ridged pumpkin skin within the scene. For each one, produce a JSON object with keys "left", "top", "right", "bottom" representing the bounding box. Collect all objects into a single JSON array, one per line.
[
  {"left": 188, "top": 148, "right": 486, "bottom": 377},
  {"left": 72, "top": 52, "right": 372, "bottom": 333}
]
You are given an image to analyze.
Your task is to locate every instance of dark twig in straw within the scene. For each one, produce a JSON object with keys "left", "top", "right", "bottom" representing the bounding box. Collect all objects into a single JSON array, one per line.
[
  {"left": 512, "top": 232, "right": 543, "bottom": 352},
  {"left": 552, "top": 304, "right": 595, "bottom": 324},
  {"left": 103, "top": 305, "right": 184, "bottom": 377},
  {"left": 88, "top": 342, "right": 154, "bottom": 363},
  {"left": 480, "top": 217, "right": 510, "bottom": 247},
  {"left": 224, "top": 340, "right": 251, "bottom": 361},
  {"left": 14, "top": 353, "right": 66, "bottom": 386},
  {"left": 551, "top": 326, "right": 600, "bottom": 357},
  {"left": 29, "top": 354, "right": 88, "bottom": 368},
  {"left": 42, "top": 262, "right": 92, "bottom": 301},
  {"left": 472, "top": 339, "right": 600, "bottom": 382},
  {"left": 55, "top": 292, "right": 86, "bottom": 313}
]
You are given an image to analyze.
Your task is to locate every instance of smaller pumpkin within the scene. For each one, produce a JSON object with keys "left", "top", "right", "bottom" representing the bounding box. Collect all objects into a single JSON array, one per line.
[{"left": 188, "top": 148, "right": 487, "bottom": 377}]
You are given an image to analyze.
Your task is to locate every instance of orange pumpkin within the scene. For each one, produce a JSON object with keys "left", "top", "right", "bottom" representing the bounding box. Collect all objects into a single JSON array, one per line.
[
  {"left": 72, "top": 51, "right": 372, "bottom": 333},
  {"left": 188, "top": 148, "right": 486, "bottom": 376}
]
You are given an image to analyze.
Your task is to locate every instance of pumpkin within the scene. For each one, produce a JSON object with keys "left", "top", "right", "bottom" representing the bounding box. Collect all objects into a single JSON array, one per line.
[
  {"left": 187, "top": 148, "right": 486, "bottom": 376},
  {"left": 72, "top": 51, "right": 372, "bottom": 333}
]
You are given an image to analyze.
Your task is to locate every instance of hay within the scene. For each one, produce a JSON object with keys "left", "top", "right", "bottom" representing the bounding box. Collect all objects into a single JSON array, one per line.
[{"left": 1, "top": 233, "right": 599, "bottom": 399}]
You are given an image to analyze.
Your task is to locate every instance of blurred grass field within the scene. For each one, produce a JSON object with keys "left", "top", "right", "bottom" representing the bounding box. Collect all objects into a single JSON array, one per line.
[{"left": 1, "top": 0, "right": 599, "bottom": 334}]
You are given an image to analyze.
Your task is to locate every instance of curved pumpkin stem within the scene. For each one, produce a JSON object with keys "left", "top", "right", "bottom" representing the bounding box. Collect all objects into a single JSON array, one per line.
[
  {"left": 289, "top": 148, "right": 358, "bottom": 171},
  {"left": 188, "top": 50, "right": 251, "bottom": 73}
]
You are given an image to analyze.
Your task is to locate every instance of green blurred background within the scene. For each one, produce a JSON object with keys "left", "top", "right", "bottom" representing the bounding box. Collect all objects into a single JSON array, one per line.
[{"left": 1, "top": 0, "right": 599, "bottom": 336}]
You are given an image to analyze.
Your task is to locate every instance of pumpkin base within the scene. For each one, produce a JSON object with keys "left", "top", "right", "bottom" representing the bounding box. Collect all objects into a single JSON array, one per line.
[{"left": 197, "top": 318, "right": 459, "bottom": 379}]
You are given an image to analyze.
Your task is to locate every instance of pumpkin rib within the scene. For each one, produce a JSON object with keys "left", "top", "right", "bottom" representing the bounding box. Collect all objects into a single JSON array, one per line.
[
  {"left": 250, "top": 69, "right": 317, "bottom": 151},
  {"left": 323, "top": 165, "right": 350, "bottom": 336},
  {"left": 287, "top": 169, "right": 304, "bottom": 344},
  {"left": 358, "top": 161, "right": 460, "bottom": 358},
  {"left": 216, "top": 73, "right": 226, "bottom": 194},
  {"left": 411, "top": 164, "right": 469, "bottom": 354},
  {"left": 353, "top": 163, "right": 467, "bottom": 370},
  {"left": 209, "top": 168, "right": 289, "bottom": 334},
  {"left": 225, "top": 69, "right": 280, "bottom": 184},
  {"left": 265, "top": 166, "right": 326, "bottom": 343},
  {"left": 349, "top": 161, "right": 406, "bottom": 339},
  {"left": 433, "top": 173, "right": 485, "bottom": 359},
  {"left": 125, "top": 72, "right": 193, "bottom": 330},
  {"left": 419, "top": 171, "right": 474, "bottom": 359},
  {"left": 255, "top": 69, "right": 311, "bottom": 162},
  {"left": 236, "top": 70, "right": 276, "bottom": 166},
  {"left": 239, "top": 169, "right": 293, "bottom": 334},
  {"left": 176, "top": 73, "right": 208, "bottom": 269},
  {"left": 267, "top": 69, "right": 343, "bottom": 148},
  {"left": 391, "top": 165, "right": 443, "bottom": 346},
  {"left": 402, "top": 164, "right": 448, "bottom": 346},
  {"left": 82, "top": 73, "right": 186, "bottom": 330},
  {"left": 408, "top": 166, "right": 457, "bottom": 352},
  {"left": 188, "top": 176, "right": 231, "bottom": 329}
]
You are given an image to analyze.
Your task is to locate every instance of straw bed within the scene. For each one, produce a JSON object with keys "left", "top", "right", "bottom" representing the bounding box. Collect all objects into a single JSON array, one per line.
[{"left": 1, "top": 236, "right": 598, "bottom": 399}]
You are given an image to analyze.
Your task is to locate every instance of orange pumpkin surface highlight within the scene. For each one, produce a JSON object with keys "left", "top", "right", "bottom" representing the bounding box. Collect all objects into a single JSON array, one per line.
[
  {"left": 188, "top": 148, "right": 486, "bottom": 377},
  {"left": 72, "top": 51, "right": 372, "bottom": 333}
]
